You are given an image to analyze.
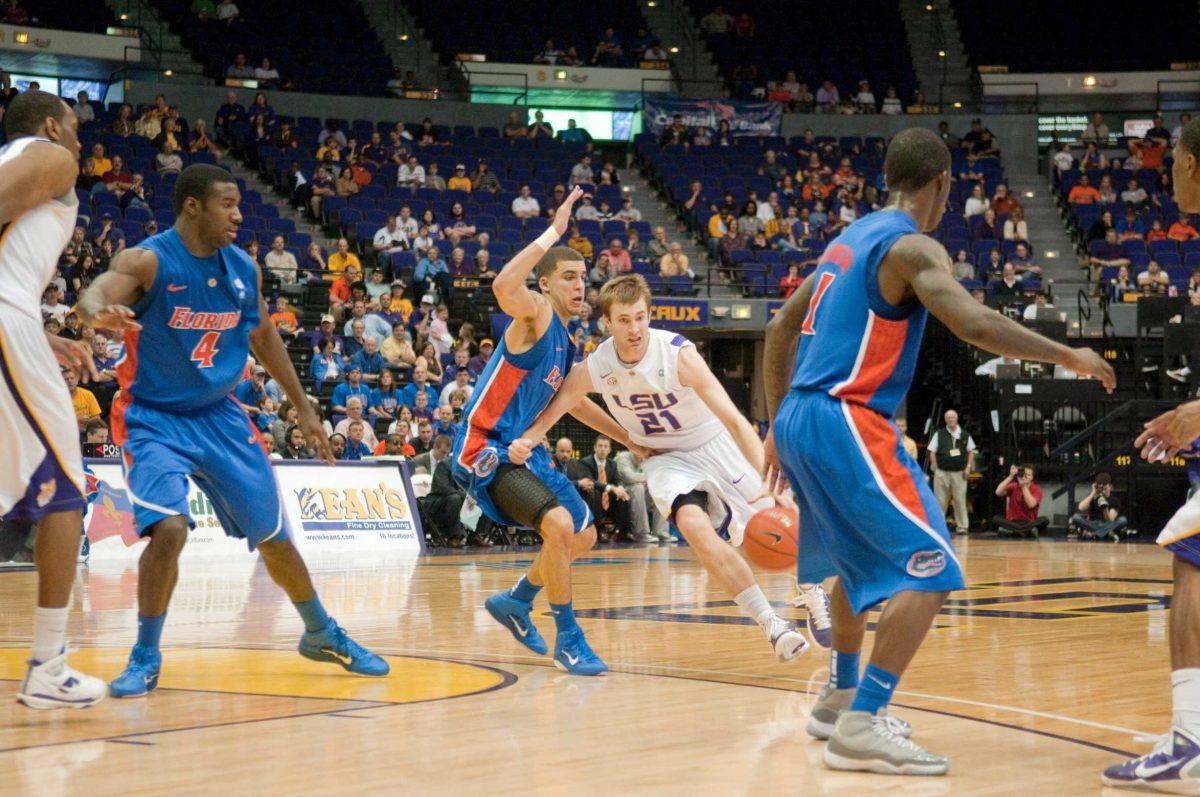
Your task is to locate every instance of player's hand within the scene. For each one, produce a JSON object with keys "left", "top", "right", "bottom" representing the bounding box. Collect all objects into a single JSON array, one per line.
[
  {"left": 762, "top": 428, "right": 780, "bottom": 475},
  {"left": 47, "top": 334, "right": 98, "bottom": 383},
  {"left": 610, "top": 485, "right": 629, "bottom": 501},
  {"left": 628, "top": 442, "right": 656, "bottom": 460},
  {"left": 1136, "top": 400, "right": 1200, "bottom": 461},
  {"left": 550, "top": 185, "right": 585, "bottom": 238},
  {"left": 1065, "top": 347, "right": 1116, "bottom": 392},
  {"left": 508, "top": 437, "right": 535, "bottom": 465},
  {"left": 89, "top": 304, "right": 142, "bottom": 331},
  {"left": 753, "top": 464, "right": 796, "bottom": 512},
  {"left": 298, "top": 406, "right": 335, "bottom": 464}
]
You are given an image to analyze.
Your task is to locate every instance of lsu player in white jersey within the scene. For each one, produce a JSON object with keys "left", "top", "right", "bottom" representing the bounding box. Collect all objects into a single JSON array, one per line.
[
  {"left": 509, "top": 274, "right": 831, "bottom": 661},
  {"left": 0, "top": 91, "right": 106, "bottom": 708}
]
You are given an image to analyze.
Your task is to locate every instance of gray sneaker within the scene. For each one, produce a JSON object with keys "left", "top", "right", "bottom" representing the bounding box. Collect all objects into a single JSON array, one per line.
[
  {"left": 823, "top": 710, "right": 948, "bottom": 776},
  {"left": 806, "top": 683, "right": 912, "bottom": 740}
]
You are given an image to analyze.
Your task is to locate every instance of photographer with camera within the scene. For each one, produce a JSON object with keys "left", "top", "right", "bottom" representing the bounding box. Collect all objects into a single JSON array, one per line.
[
  {"left": 993, "top": 464, "right": 1049, "bottom": 538},
  {"left": 1069, "top": 472, "right": 1128, "bottom": 541}
]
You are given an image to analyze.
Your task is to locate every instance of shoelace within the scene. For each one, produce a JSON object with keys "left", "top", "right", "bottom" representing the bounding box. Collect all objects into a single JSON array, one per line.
[
  {"left": 330, "top": 625, "right": 368, "bottom": 660},
  {"left": 801, "top": 587, "right": 832, "bottom": 630},
  {"left": 1129, "top": 732, "right": 1174, "bottom": 763},
  {"left": 877, "top": 713, "right": 910, "bottom": 737},
  {"left": 870, "top": 715, "right": 924, "bottom": 754}
]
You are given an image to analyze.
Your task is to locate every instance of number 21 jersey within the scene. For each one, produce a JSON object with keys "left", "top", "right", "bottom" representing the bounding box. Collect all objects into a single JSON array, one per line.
[{"left": 586, "top": 327, "right": 722, "bottom": 451}]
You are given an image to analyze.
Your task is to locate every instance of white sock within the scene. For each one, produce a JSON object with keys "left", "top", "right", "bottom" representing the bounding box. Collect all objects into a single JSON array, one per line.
[
  {"left": 734, "top": 585, "right": 775, "bottom": 631},
  {"left": 1174, "top": 669, "right": 1200, "bottom": 732},
  {"left": 31, "top": 606, "right": 68, "bottom": 665}
]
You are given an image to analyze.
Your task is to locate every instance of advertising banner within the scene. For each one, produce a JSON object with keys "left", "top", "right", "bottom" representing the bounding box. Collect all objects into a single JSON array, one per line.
[
  {"left": 83, "top": 460, "right": 423, "bottom": 562},
  {"left": 649, "top": 298, "right": 709, "bottom": 328},
  {"left": 642, "top": 97, "right": 782, "bottom": 137}
]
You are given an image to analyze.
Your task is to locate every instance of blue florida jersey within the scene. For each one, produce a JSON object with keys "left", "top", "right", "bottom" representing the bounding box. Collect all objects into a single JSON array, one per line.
[
  {"left": 789, "top": 209, "right": 927, "bottom": 419},
  {"left": 454, "top": 313, "right": 572, "bottom": 476},
  {"left": 115, "top": 229, "right": 261, "bottom": 413}
]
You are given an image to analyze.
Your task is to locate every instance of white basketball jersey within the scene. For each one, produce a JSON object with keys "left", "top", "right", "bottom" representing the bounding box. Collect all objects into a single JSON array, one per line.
[
  {"left": 586, "top": 327, "right": 724, "bottom": 451},
  {"left": 0, "top": 136, "right": 78, "bottom": 322}
]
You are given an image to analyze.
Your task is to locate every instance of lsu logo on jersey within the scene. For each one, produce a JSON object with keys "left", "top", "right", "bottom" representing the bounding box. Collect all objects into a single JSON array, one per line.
[
  {"left": 544, "top": 365, "right": 564, "bottom": 392},
  {"left": 611, "top": 392, "right": 680, "bottom": 413}
]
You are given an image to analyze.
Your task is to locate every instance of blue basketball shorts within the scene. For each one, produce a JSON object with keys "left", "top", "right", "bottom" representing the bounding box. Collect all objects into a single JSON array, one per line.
[
  {"left": 451, "top": 435, "right": 592, "bottom": 533},
  {"left": 774, "top": 391, "right": 965, "bottom": 613},
  {"left": 112, "top": 396, "right": 287, "bottom": 549}
]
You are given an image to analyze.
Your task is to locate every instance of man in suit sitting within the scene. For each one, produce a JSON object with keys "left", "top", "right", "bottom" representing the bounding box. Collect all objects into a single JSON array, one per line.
[
  {"left": 422, "top": 436, "right": 492, "bottom": 548},
  {"left": 577, "top": 436, "right": 633, "bottom": 543},
  {"left": 412, "top": 433, "right": 452, "bottom": 475}
]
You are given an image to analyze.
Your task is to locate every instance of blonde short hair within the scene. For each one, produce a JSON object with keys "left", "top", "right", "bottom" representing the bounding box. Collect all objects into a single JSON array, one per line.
[{"left": 599, "top": 274, "right": 652, "bottom": 317}]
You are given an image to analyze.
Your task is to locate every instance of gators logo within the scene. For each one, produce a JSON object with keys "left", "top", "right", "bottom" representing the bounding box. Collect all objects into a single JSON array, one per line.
[
  {"left": 906, "top": 550, "right": 947, "bottom": 578},
  {"left": 473, "top": 447, "right": 499, "bottom": 478}
]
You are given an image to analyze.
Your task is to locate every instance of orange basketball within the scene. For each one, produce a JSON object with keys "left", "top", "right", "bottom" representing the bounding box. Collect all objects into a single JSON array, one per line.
[{"left": 743, "top": 505, "right": 799, "bottom": 571}]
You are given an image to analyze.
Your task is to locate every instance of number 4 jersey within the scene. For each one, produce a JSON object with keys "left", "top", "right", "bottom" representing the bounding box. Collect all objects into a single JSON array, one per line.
[
  {"left": 115, "top": 228, "right": 260, "bottom": 412},
  {"left": 586, "top": 327, "right": 723, "bottom": 451}
]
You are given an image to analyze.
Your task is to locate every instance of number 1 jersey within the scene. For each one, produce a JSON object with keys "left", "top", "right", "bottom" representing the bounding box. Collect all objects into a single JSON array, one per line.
[
  {"left": 586, "top": 327, "right": 723, "bottom": 451},
  {"left": 789, "top": 209, "right": 928, "bottom": 420},
  {"left": 116, "top": 228, "right": 261, "bottom": 412}
]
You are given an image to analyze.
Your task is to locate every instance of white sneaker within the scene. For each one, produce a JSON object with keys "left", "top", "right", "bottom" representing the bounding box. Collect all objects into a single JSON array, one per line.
[
  {"left": 824, "top": 710, "right": 948, "bottom": 776},
  {"left": 17, "top": 648, "right": 106, "bottom": 710},
  {"left": 806, "top": 682, "right": 913, "bottom": 740},
  {"left": 793, "top": 584, "right": 833, "bottom": 649},
  {"left": 766, "top": 615, "right": 810, "bottom": 662}
]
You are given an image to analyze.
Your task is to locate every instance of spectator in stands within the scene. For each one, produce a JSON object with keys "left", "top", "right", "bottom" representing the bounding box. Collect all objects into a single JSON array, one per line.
[
  {"left": 534, "top": 39, "right": 565, "bottom": 65},
  {"left": 778, "top": 262, "right": 804, "bottom": 298},
  {"left": 349, "top": 335, "right": 386, "bottom": 384},
  {"left": 528, "top": 111, "right": 554, "bottom": 140},
  {"left": 1109, "top": 265, "right": 1135, "bottom": 301},
  {"left": 334, "top": 164, "right": 359, "bottom": 198},
  {"left": 616, "top": 197, "right": 641, "bottom": 224},
  {"left": 343, "top": 299, "right": 390, "bottom": 342},
  {"left": 700, "top": 4, "right": 733, "bottom": 35},
  {"left": 327, "top": 264, "right": 357, "bottom": 320},
  {"left": 589, "top": 251, "right": 617, "bottom": 286},
  {"left": 660, "top": 242, "right": 694, "bottom": 279},
  {"left": 591, "top": 26, "right": 625, "bottom": 67},
  {"left": 1117, "top": 179, "right": 1149, "bottom": 211},
  {"left": 1170, "top": 214, "right": 1200, "bottom": 241},
  {"left": 643, "top": 40, "right": 668, "bottom": 61},
  {"left": 1138, "top": 259, "right": 1171, "bottom": 294},
  {"left": 557, "top": 119, "right": 593, "bottom": 145},
  {"left": 1003, "top": 206, "right": 1029, "bottom": 245},
  {"left": 975, "top": 208, "right": 1000, "bottom": 241},
  {"left": 340, "top": 421, "right": 370, "bottom": 461},
  {"left": 567, "top": 224, "right": 594, "bottom": 262},
  {"left": 574, "top": 194, "right": 600, "bottom": 221},
  {"left": 570, "top": 154, "right": 594, "bottom": 187},
  {"left": 601, "top": 239, "right": 632, "bottom": 274},
  {"left": 624, "top": 227, "right": 648, "bottom": 261},
  {"left": 816, "top": 80, "right": 840, "bottom": 110},
  {"left": 1068, "top": 174, "right": 1101, "bottom": 204},
  {"left": 881, "top": 86, "right": 903, "bottom": 115},
  {"left": 419, "top": 162, "right": 444, "bottom": 192},
  {"left": 578, "top": 436, "right": 633, "bottom": 541},
  {"left": 468, "top": 339, "right": 493, "bottom": 379},
  {"left": 253, "top": 57, "right": 280, "bottom": 88},
  {"left": 1081, "top": 112, "right": 1109, "bottom": 144},
  {"left": 502, "top": 111, "right": 527, "bottom": 139},
  {"left": 991, "top": 184, "right": 1021, "bottom": 216},
  {"left": 1131, "top": 131, "right": 1169, "bottom": 171},
  {"left": 414, "top": 246, "right": 451, "bottom": 300},
  {"left": 265, "top": 235, "right": 299, "bottom": 287},
  {"left": 328, "top": 237, "right": 360, "bottom": 276},
  {"left": 269, "top": 295, "right": 302, "bottom": 340},
  {"left": 397, "top": 361, "right": 437, "bottom": 408},
  {"left": 964, "top": 183, "right": 988, "bottom": 218},
  {"left": 464, "top": 160, "right": 495, "bottom": 195},
  {"left": 1022, "top": 292, "right": 1055, "bottom": 321},
  {"left": 309, "top": 313, "right": 341, "bottom": 356},
  {"left": 1051, "top": 142, "right": 1074, "bottom": 175},
  {"left": 1116, "top": 208, "right": 1147, "bottom": 242},
  {"left": 1070, "top": 472, "right": 1127, "bottom": 541},
  {"left": 307, "top": 166, "right": 335, "bottom": 217},
  {"left": 381, "top": 322, "right": 416, "bottom": 369},
  {"left": 1008, "top": 242, "right": 1040, "bottom": 279},
  {"left": 225, "top": 52, "right": 255, "bottom": 79},
  {"left": 331, "top": 366, "right": 372, "bottom": 416},
  {"left": 1088, "top": 229, "right": 1130, "bottom": 286},
  {"left": 1094, "top": 174, "right": 1117, "bottom": 205},
  {"left": 951, "top": 249, "right": 975, "bottom": 282},
  {"left": 397, "top": 154, "right": 424, "bottom": 190},
  {"left": 990, "top": 263, "right": 1022, "bottom": 298},
  {"left": 511, "top": 184, "right": 540, "bottom": 219},
  {"left": 928, "top": 409, "right": 975, "bottom": 536},
  {"left": 372, "top": 214, "right": 408, "bottom": 271},
  {"left": 718, "top": 218, "right": 748, "bottom": 274},
  {"left": 1172, "top": 113, "right": 1193, "bottom": 146},
  {"left": 993, "top": 464, "right": 1048, "bottom": 537},
  {"left": 854, "top": 81, "right": 877, "bottom": 113},
  {"left": 1088, "top": 210, "right": 1116, "bottom": 242}
]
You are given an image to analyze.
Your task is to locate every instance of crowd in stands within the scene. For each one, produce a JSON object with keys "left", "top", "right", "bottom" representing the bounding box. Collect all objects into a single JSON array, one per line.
[
  {"left": 532, "top": 25, "right": 670, "bottom": 68},
  {"left": 1053, "top": 112, "right": 1198, "bottom": 301}
]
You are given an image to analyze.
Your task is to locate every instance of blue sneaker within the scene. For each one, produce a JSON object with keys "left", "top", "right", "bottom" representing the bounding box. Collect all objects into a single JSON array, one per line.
[
  {"left": 109, "top": 644, "right": 161, "bottom": 698},
  {"left": 795, "top": 584, "right": 833, "bottom": 650},
  {"left": 298, "top": 618, "right": 389, "bottom": 676},
  {"left": 553, "top": 627, "right": 607, "bottom": 676},
  {"left": 1103, "top": 727, "right": 1200, "bottom": 792},
  {"left": 485, "top": 590, "right": 548, "bottom": 655}
]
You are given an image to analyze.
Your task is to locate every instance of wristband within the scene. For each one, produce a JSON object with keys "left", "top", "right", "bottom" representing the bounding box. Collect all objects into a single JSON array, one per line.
[{"left": 534, "top": 226, "right": 559, "bottom": 252}]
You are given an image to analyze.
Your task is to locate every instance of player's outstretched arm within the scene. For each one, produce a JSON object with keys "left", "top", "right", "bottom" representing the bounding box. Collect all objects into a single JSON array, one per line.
[
  {"left": 891, "top": 234, "right": 1116, "bottom": 391},
  {"left": 492, "top": 185, "right": 583, "bottom": 321},
  {"left": 677, "top": 344, "right": 764, "bottom": 475},
  {"left": 762, "top": 273, "right": 815, "bottom": 421},
  {"left": 1135, "top": 399, "right": 1200, "bottom": 460},
  {"left": 77, "top": 246, "right": 155, "bottom": 330},
  {"left": 247, "top": 264, "right": 334, "bottom": 463},
  {"left": 0, "top": 142, "right": 77, "bottom": 226}
]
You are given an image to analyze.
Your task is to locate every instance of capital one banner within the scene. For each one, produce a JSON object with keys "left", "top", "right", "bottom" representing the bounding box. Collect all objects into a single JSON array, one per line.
[
  {"left": 83, "top": 460, "right": 423, "bottom": 562},
  {"left": 642, "top": 97, "right": 782, "bottom": 137}
]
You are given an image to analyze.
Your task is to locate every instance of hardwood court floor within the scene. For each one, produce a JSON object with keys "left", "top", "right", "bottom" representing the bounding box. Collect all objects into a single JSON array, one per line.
[{"left": 0, "top": 539, "right": 1177, "bottom": 796}]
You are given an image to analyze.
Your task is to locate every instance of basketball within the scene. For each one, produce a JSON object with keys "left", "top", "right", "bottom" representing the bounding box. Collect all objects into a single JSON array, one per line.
[{"left": 742, "top": 505, "right": 799, "bottom": 571}]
